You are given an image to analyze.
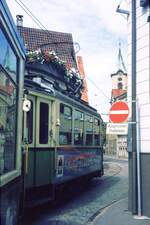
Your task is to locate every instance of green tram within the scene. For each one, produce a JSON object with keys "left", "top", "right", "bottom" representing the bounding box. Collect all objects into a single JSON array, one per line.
[
  {"left": 23, "top": 73, "right": 105, "bottom": 206},
  {"left": 0, "top": 0, "right": 26, "bottom": 224},
  {"left": 0, "top": 1, "right": 105, "bottom": 223}
]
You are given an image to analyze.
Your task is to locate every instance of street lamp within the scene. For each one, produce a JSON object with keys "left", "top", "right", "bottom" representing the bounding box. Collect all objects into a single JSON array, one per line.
[{"left": 116, "top": 5, "right": 130, "bottom": 16}]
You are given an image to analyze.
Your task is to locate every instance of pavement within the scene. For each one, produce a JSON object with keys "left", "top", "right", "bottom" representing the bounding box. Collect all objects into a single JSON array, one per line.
[
  {"left": 104, "top": 154, "right": 128, "bottom": 162},
  {"left": 93, "top": 198, "right": 150, "bottom": 225}
]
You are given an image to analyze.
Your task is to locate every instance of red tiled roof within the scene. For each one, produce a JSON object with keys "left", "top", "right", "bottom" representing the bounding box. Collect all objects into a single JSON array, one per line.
[
  {"left": 17, "top": 26, "right": 77, "bottom": 69},
  {"left": 111, "top": 89, "right": 127, "bottom": 98}
]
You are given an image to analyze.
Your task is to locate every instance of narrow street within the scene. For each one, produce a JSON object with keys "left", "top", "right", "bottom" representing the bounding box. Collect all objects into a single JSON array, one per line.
[{"left": 23, "top": 156, "right": 128, "bottom": 225}]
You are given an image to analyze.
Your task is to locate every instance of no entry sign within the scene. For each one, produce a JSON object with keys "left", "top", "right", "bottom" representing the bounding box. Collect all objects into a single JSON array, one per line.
[{"left": 109, "top": 101, "right": 129, "bottom": 123}]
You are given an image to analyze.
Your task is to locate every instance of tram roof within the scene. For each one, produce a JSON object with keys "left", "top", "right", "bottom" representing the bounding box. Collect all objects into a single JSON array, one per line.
[{"left": 24, "top": 77, "right": 103, "bottom": 119}]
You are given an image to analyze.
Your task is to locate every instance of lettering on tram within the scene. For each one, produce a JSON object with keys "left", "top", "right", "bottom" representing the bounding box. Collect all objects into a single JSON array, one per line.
[{"left": 0, "top": 2, "right": 106, "bottom": 224}]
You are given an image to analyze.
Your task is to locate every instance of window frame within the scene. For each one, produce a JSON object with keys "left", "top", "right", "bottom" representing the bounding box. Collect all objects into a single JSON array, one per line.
[
  {"left": 23, "top": 95, "right": 35, "bottom": 147},
  {"left": 36, "top": 98, "right": 51, "bottom": 147},
  {"left": 0, "top": 24, "right": 19, "bottom": 81},
  {"left": 59, "top": 103, "right": 72, "bottom": 146},
  {"left": 85, "top": 114, "right": 93, "bottom": 146},
  {"left": 0, "top": 67, "right": 18, "bottom": 175},
  {"left": 73, "top": 109, "right": 84, "bottom": 146},
  {"left": 93, "top": 117, "right": 100, "bottom": 146}
]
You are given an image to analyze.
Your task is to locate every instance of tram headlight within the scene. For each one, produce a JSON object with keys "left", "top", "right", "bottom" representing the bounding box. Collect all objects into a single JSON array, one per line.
[{"left": 23, "top": 99, "right": 31, "bottom": 112}]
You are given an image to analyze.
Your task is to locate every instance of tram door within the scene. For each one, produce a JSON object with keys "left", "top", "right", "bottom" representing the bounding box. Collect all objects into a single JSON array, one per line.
[{"left": 25, "top": 96, "right": 53, "bottom": 189}]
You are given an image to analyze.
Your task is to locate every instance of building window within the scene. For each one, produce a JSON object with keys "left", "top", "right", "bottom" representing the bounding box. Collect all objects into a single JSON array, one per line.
[
  {"left": 0, "top": 69, "right": 17, "bottom": 175},
  {"left": 39, "top": 102, "right": 49, "bottom": 144},
  {"left": 118, "top": 77, "right": 122, "bottom": 81},
  {"left": 118, "top": 82, "right": 123, "bottom": 89}
]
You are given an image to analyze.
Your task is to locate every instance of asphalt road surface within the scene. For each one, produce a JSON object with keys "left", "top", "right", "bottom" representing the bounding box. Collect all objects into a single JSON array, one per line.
[{"left": 23, "top": 156, "right": 128, "bottom": 225}]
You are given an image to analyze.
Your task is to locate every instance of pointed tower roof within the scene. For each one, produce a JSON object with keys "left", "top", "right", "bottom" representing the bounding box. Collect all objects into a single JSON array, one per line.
[
  {"left": 117, "top": 42, "right": 127, "bottom": 73},
  {"left": 111, "top": 43, "right": 127, "bottom": 77}
]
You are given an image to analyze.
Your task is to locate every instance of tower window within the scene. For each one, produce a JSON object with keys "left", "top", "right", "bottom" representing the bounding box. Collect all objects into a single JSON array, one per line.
[{"left": 118, "top": 82, "right": 123, "bottom": 89}]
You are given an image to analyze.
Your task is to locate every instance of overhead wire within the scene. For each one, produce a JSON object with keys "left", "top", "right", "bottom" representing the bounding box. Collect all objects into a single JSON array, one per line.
[
  {"left": 14, "top": 0, "right": 44, "bottom": 30},
  {"left": 14, "top": 0, "right": 111, "bottom": 103},
  {"left": 86, "top": 75, "right": 110, "bottom": 101}
]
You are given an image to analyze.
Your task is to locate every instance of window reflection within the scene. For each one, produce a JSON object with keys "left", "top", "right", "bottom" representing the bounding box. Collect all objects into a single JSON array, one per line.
[
  {"left": 0, "top": 29, "right": 17, "bottom": 82},
  {"left": 0, "top": 69, "right": 17, "bottom": 175},
  {"left": 59, "top": 104, "right": 72, "bottom": 145}
]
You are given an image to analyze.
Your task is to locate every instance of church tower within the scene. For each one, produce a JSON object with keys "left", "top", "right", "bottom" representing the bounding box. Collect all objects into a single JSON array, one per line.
[
  {"left": 105, "top": 44, "right": 128, "bottom": 159},
  {"left": 110, "top": 44, "right": 127, "bottom": 103}
]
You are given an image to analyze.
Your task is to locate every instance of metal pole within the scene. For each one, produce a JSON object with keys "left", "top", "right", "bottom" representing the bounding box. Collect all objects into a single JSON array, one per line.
[
  {"left": 131, "top": 0, "right": 137, "bottom": 214},
  {"left": 136, "top": 99, "right": 142, "bottom": 216}
]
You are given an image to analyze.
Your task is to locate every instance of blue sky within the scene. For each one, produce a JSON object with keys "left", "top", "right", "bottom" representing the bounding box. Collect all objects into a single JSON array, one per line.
[{"left": 6, "top": 0, "right": 128, "bottom": 121}]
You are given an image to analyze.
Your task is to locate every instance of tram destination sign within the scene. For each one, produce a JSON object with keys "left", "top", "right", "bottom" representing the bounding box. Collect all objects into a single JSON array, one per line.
[
  {"left": 109, "top": 101, "right": 129, "bottom": 123},
  {"left": 106, "top": 123, "right": 128, "bottom": 135}
]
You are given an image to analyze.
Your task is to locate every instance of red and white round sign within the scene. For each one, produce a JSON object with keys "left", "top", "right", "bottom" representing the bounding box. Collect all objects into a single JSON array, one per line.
[{"left": 109, "top": 101, "right": 129, "bottom": 123}]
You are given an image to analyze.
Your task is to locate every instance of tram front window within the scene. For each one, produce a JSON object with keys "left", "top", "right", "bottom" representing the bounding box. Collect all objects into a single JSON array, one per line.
[
  {"left": 0, "top": 29, "right": 17, "bottom": 82},
  {"left": 0, "top": 69, "right": 17, "bottom": 175}
]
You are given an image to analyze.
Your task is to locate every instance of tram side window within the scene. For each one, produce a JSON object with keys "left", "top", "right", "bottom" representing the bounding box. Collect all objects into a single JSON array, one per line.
[
  {"left": 94, "top": 119, "right": 100, "bottom": 146},
  {"left": 85, "top": 115, "right": 93, "bottom": 146},
  {"left": 0, "top": 70, "right": 17, "bottom": 175},
  {"left": 26, "top": 101, "right": 33, "bottom": 144},
  {"left": 59, "top": 103, "right": 72, "bottom": 145},
  {"left": 74, "top": 110, "right": 84, "bottom": 145},
  {"left": 39, "top": 103, "right": 49, "bottom": 144},
  {"left": 100, "top": 122, "right": 106, "bottom": 146}
]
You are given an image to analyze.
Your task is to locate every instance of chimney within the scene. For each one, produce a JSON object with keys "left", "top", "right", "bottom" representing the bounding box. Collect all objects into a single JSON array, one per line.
[{"left": 16, "top": 15, "right": 23, "bottom": 26}]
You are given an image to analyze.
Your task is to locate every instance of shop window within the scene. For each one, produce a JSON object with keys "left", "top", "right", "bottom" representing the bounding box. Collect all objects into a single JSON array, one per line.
[
  {"left": 26, "top": 100, "right": 33, "bottom": 144},
  {"left": 39, "top": 102, "right": 49, "bottom": 144},
  {"left": 0, "top": 69, "right": 17, "bottom": 175}
]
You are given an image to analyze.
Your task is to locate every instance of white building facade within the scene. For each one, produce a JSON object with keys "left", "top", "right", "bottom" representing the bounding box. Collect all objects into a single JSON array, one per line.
[{"left": 127, "top": 0, "right": 150, "bottom": 217}]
